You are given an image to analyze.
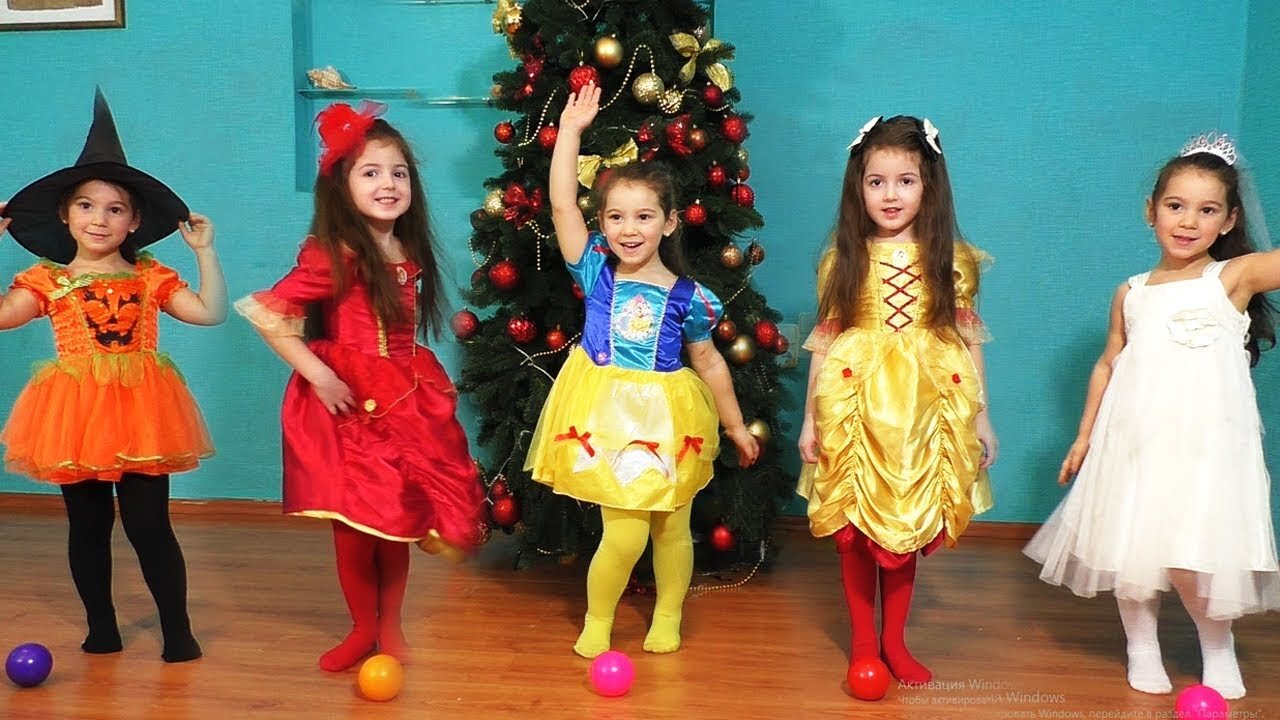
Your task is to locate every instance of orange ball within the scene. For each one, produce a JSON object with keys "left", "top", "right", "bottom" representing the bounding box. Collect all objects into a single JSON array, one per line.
[{"left": 357, "top": 654, "right": 404, "bottom": 702}]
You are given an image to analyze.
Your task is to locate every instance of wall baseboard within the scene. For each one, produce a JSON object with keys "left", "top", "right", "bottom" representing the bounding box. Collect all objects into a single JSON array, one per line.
[{"left": 0, "top": 492, "right": 1041, "bottom": 540}]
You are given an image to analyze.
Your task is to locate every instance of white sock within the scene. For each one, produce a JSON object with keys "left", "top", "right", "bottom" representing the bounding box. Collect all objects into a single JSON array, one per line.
[
  {"left": 1170, "top": 571, "right": 1246, "bottom": 699},
  {"left": 1117, "top": 597, "right": 1171, "bottom": 694}
]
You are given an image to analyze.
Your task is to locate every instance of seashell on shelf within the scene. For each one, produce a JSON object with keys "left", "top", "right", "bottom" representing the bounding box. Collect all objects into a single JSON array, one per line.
[{"left": 306, "top": 66, "right": 355, "bottom": 90}]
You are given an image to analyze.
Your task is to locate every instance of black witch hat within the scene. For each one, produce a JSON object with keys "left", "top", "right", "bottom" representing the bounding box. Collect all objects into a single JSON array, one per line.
[{"left": 2, "top": 88, "right": 188, "bottom": 264}]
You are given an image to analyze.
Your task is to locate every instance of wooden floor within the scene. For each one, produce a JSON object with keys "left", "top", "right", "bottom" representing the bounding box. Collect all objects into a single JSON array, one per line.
[{"left": 1, "top": 509, "right": 1277, "bottom": 720}]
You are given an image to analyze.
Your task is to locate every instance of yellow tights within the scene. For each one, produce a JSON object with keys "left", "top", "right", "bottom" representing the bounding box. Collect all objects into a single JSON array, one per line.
[{"left": 573, "top": 503, "right": 693, "bottom": 659}]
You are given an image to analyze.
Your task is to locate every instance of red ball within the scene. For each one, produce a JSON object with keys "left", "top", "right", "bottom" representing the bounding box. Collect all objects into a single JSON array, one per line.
[
  {"left": 737, "top": 165, "right": 751, "bottom": 181},
  {"left": 450, "top": 309, "right": 479, "bottom": 340},
  {"left": 714, "top": 318, "right": 737, "bottom": 342},
  {"left": 847, "top": 657, "right": 891, "bottom": 701},
  {"left": 471, "top": 266, "right": 488, "bottom": 289},
  {"left": 494, "top": 121, "right": 516, "bottom": 144},
  {"left": 730, "top": 183, "right": 755, "bottom": 208},
  {"left": 572, "top": 282, "right": 586, "bottom": 301},
  {"left": 568, "top": 64, "right": 600, "bottom": 94},
  {"left": 488, "top": 260, "right": 521, "bottom": 292},
  {"left": 506, "top": 316, "right": 537, "bottom": 344},
  {"left": 636, "top": 122, "right": 655, "bottom": 144},
  {"left": 491, "top": 496, "right": 520, "bottom": 528},
  {"left": 523, "top": 54, "right": 544, "bottom": 81},
  {"left": 753, "top": 320, "right": 779, "bottom": 349},
  {"left": 709, "top": 524, "right": 735, "bottom": 552},
  {"left": 684, "top": 201, "right": 707, "bottom": 227},
  {"left": 707, "top": 164, "right": 726, "bottom": 188},
  {"left": 537, "top": 124, "right": 558, "bottom": 151},
  {"left": 721, "top": 115, "right": 748, "bottom": 144},
  {"left": 702, "top": 83, "right": 724, "bottom": 107},
  {"left": 773, "top": 334, "right": 790, "bottom": 355},
  {"left": 489, "top": 480, "right": 509, "bottom": 499},
  {"left": 516, "top": 83, "right": 535, "bottom": 100},
  {"left": 546, "top": 327, "right": 568, "bottom": 351}
]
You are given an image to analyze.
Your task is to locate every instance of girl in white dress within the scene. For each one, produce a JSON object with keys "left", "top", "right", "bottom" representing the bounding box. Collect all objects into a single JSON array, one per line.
[{"left": 1025, "top": 133, "right": 1280, "bottom": 700}]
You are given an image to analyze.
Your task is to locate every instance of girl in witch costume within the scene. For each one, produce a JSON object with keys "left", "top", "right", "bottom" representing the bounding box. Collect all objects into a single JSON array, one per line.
[
  {"left": 797, "top": 116, "right": 997, "bottom": 688},
  {"left": 0, "top": 89, "right": 226, "bottom": 663},
  {"left": 236, "top": 101, "right": 485, "bottom": 672},
  {"left": 528, "top": 84, "right": 760, "bottom": 659}
]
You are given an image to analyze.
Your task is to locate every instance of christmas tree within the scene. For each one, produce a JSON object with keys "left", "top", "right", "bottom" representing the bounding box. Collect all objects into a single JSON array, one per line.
[{"left": 456, "top": 0, "right": 795, "bottom": 568}]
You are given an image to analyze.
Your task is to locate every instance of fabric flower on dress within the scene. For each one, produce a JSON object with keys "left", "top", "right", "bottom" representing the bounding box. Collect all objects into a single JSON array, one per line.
[{"left": 1166, "top": 308, "right": 1223, "bottom": 348}]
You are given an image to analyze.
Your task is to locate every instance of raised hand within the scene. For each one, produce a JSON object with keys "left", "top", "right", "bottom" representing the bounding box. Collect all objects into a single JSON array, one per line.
[
  {"left": 559, "top": 82, "right": 602, "bottom": 136},
  {"left": 178, "top": 212, "right": 215, "bottom": 251}
]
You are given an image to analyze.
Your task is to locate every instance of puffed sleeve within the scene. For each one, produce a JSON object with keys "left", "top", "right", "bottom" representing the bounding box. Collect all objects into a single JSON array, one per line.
[
  {"left": 233, "top": 239, "right": 337, "bottom": 337},
  {"left": 565, "top": 232, "right": 612, "bottom": 298},
  {"left": 142, "top": 257, "right": 190, "bottom": 309},
  {"left": 8, "top": 264, "right": 56, "bottom": 317},
  {"left": 682, "top": 281, "right": 723, "bottom": 342},
  {"left": 954, "top": 241, "right": 993, "bottom": 345},
  {"left": 802, "top": 248, "right": 841, "bottom": 353}
]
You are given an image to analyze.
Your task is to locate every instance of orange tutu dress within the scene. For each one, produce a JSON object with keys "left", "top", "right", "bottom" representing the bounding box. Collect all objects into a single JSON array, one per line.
[{"left": 1, "top": 255, "right": 214, "bottom": 483}]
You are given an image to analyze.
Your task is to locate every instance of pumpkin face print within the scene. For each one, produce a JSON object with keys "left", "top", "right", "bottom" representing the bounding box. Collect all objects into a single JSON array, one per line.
[{"left": 80, "top": 287, "right": 143, "bottom": 349}]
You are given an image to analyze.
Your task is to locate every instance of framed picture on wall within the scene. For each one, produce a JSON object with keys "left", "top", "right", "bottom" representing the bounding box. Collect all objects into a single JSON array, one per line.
[{"left": 0, "top": 0, "right": 124, "bottom": 31}]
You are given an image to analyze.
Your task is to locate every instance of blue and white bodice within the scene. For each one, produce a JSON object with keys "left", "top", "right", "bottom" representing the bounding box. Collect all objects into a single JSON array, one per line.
[{"left": 568, "top": 232, "right": 722, "bottom": 372}]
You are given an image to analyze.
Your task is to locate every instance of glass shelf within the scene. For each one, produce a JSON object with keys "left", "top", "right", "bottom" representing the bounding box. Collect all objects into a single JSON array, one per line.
[{"left": 297, "top": 88, "right": 492, "bottom": 107}]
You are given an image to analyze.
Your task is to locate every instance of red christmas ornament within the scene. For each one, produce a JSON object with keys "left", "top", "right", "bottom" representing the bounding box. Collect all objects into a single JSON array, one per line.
[
  {"left": 572, "top": 282, "right": 586, "bottom": 301},
  {"left": 701, "top": 83, "right": 724, "bottom": 107},
  {"left": 737, "top": 165, "right": 751, "bottom": 181},
  {"left": 773, "top": 334, "right": 791, "bottom": 355},
  {"left": 721, "top": 115, "right": 748, "bottom": 144},
  {"left": 753, "top": 320, "right": 779, "bottom": 349},
  {"left": 546, "top": 327, "right": 568, "bottom": 351},
  {"left": 488, "top": 259, "right": 521, "bottom": 292},
  {"left": 568, "top": 64, "right": 600, "bottom": 94},
  {"left": 707, "top": 163, "right": 727, "bottom": 188},
  {"left": 506, "top": 316, "right": 537, "bottom": 344},
  {"left": 537, "top": 124, "right": 558, "bottom": 151},
  {"left": 523, "top": 54, "right": 544, "bottom": 82},
  {"left": 641, "top": 145, "right": 660, "bottom": 162},
  {"left": 714, "top": 318, "right": 737, "bottom": 342},
  {"left": 730, "top": 183, "right": 755, "bottom": 208},
  {"left": 688, "top": 127, "right": 708, "bottom": 152},
  {"left": 516, "top": 83, "right": 535, "bottom": 100},
  {"left": 490, "top": 496, "right": 521, "bottom": 528},
  {"left": 450, "top": 309, "right": 479, "bottom": 340},
  {"left": 489, "top": 479, "right": 509, "bottom": 499},
  {"left": 665, "top": 114, "right": 693, "bottom": 157},
  {"left": 494, "top": 121, "right": 515, "bottom": 144},
  {"left": 709, "top": 523, "right": 735, "bottom": 552},
  {"left": 471, "top": 266, "right": 488, "bottom": 289},
  {"left": 683, "top": 200, "right": 707, "bottom": 226},
  {"left": 636, "top": 122, "right": 656, "bottom": 144}
]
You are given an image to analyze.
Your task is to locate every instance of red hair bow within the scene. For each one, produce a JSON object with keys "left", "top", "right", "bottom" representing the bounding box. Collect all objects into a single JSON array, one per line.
[{"left": 316, "top": 100, "right": 387, "bottom": 175}]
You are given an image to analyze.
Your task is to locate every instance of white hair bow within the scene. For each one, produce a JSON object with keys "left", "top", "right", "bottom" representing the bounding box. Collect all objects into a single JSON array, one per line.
[
  {"left": 846, "top": 116, "right": 881, "bottom": 151},
  {"left": 921, "top": 118, "right": 942, "bottom": 155}
]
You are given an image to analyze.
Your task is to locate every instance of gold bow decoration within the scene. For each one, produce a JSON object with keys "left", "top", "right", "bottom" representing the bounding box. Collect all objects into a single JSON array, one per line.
[
  {"left": 577, "top": 139, "right": 639, "bottom": 188},
  {"left": 49, "top": 274, "right": 94, "bottom": 301},
  {"left": 669, "top": 32, "right": 734, "bottom": 90},
  {"left": 491, "top": 0, "right": 521, "bottom": 35}
]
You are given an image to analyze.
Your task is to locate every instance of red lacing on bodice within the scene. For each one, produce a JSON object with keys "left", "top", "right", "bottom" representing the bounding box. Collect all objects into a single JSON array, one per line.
[{"left": 878, "top": 259, "right": 921, "bottom": 331}]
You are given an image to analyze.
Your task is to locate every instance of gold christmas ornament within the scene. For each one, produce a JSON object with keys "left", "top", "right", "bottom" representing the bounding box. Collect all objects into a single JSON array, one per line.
[
  {"left": 720, "top": 244, "right": 745, "bottom": 269},
  {"left": 632, "top": 73, "right": 665, "bottom": 105},
  {"left": 727, "top": 334, "right": 757, "bottom": 365},
  {"left": 658, "top": 89, "right": 683, "bottom": 115},
  {"left": 577, "top": 194, "right": 595, "bottom": 213},
  {"left": 746, "top": 419, "right": 771, "bottom": 445},
  {"left": 735, "top": 147, "right": 750, "bottom": 166},
  {"left": 492, "top": 0, "right": 522, "bottom": 35},
  {"left": 306, "top": 66, "right": 355, "bottom": 90},
  {"left": 594, "top": 35, "right": 624, "bottom": 69},
  {"left": 483, "top": 189, "right": 506, "bottom": 218}
]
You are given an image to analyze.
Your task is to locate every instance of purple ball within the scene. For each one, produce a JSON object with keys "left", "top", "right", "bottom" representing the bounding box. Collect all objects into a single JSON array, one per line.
[{"left": 6, "top": 642, "right": 53, "bottom": 688}]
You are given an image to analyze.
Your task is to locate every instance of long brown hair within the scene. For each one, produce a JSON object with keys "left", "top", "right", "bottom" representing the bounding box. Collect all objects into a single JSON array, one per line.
[
  {"left": 309, "top": 119, "right": 445, "bottom": 338},
  {"left": 1151, "top": 152, "right": 1275, "bottom": 366},
  {"left": 818, "top": 116, "right": 961, "bottom": 333}
]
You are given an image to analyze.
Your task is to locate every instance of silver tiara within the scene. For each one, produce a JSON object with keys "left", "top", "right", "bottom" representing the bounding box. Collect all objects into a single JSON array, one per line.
[{"left": 1179, "top": 132, "right": 1237, "bottom": 166}]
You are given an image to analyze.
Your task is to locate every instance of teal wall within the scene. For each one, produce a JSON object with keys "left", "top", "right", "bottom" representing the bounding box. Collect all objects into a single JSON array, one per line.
[{"left": 1, "top": 1, "right": 1276, "bottom": 530}]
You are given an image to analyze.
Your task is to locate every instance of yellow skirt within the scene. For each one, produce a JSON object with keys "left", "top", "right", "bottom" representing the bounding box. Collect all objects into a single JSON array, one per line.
[
  {"left": 798, "top": 329, "right": 993, "bottom": 553},
  {"left": 525, "top": 347, "right": 720, "bottom": 511}
]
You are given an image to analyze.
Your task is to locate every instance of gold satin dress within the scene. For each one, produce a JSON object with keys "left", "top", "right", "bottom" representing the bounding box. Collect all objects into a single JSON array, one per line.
[{"left": 798, "top": 241, "right": 994, "bottom": 555}]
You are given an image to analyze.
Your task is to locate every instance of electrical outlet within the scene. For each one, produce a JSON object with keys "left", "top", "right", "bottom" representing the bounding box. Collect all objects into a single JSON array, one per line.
[{"left": 776, "top": 323, "right": 800, "bottom": 368}]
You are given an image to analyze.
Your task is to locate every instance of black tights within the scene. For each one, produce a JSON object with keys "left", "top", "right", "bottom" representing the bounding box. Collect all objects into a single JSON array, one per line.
[{"left": 60, "top": 473, "right": 201, "bottom": 662}]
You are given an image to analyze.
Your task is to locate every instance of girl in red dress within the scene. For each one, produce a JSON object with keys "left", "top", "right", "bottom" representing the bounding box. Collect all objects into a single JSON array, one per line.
[{"left": 236, "top": 102, "right": 484, "bottom": 672}]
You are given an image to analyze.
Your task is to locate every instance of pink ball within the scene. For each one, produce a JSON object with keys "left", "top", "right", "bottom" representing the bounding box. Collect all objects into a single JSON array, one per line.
[
  {"left": 588, "top": 650, "right": 635, "bottom": 697},
  {"left": 1175, "top": 684, "right": 1228, "bottom": 719}
]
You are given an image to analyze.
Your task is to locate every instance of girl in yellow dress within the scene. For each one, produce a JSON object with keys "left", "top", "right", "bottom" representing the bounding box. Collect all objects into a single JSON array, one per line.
[{"left": 797, "top": 115, "right": 997, "bottom": 688}]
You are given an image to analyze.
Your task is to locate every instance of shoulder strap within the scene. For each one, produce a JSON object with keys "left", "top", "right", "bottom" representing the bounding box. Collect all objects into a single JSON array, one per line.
[
  {"left": 1201, "top": 260, "right": 1227, "bottom": 278},
  {"left": 1127, "top": 272, "right": 1151, "bottom": 288}
]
